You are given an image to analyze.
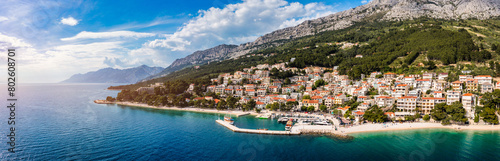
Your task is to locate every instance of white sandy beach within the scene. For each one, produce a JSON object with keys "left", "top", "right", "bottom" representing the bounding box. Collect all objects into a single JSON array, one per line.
[{"left": 340, "top": 122, "right": 500, "bottom": 134}]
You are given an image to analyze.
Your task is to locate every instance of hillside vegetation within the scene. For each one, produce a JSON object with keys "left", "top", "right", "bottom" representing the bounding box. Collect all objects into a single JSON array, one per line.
[{"left": 111, "top": 18, "right": 500, "bottom": 90}]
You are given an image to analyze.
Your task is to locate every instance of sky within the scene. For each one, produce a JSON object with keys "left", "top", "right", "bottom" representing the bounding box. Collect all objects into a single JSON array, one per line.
[{"left": 0, "top": 0, "right": 369, "bottom": 83}]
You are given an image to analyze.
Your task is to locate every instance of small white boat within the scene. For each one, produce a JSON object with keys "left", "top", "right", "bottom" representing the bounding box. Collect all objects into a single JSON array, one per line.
[
  {"left": 313, "top": 120, "right": 331, "bottom": 126},
  {"left": 257, "top": 113, "right": 271, "bottom": 119},
  {"left": 295, "top": 119, "right": 312, "bottom": 125}
]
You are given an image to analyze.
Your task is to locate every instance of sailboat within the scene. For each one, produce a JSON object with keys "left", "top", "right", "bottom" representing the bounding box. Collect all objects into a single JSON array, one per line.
[
  {"left": 285, "top": 119, "right": 293, "bottom": 131},
  {"left": 224, "top": 115, "right": 234, "bottom": 125}
]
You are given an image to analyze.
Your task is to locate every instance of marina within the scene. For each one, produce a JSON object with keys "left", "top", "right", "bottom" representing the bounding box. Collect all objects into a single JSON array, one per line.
[{"left": 216, "top": 118, "right": 348, "bottom": 137}]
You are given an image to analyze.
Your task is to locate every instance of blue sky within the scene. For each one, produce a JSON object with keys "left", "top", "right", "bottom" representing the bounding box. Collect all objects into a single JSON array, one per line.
[{"left": 0, "top": 0, "right": 369, "bottom": 83}]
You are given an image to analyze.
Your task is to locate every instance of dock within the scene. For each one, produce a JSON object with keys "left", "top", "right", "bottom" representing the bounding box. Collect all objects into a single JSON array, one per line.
[
  {"left": 94, "top": 100, "right": 114, "bottom": 104},
  {"left": 216, "top": 120, "right": 301, "bottom": 135},
  {"left": 235, "top": 113, "right": 250, "bottom": 117}
]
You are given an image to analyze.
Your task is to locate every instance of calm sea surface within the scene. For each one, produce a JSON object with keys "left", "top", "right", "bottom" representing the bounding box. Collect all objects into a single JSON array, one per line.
[{"left": 0, "top": 84, "right": 499, "bottom": 160}]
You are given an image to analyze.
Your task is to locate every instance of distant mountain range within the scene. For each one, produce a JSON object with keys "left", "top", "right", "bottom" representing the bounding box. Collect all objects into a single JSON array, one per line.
[
  {"left": 144, "top": 0, "right": 500, "bottom": 81},
  {"left": 62, "top": 65, "right": 164, "bottom": 83}
]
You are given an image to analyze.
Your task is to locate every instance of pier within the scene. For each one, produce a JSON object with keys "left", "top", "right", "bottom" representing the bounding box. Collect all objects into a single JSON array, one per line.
[
  {"left": 216, "top": 120, "right": 351, "bottom": 139},
  {"left": 216, "top": 120, "right": 301, "bottom": 135}
]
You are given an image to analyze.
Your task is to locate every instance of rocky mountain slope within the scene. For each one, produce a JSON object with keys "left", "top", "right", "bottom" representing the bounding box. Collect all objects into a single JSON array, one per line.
[
  {"left": 147, "top": 44, "right": 238, "bottom": 80},
  {"left": 62, "top": 65, "right": 164, "bottom": 83},
  {"left": 147, "top": 0, "right": 500, "bottom": 80}
]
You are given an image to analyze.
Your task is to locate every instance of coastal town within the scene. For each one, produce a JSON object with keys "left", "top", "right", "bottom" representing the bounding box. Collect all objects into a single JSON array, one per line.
[{"left": 120, "top": 61, "right": 500, "bottom": 130}]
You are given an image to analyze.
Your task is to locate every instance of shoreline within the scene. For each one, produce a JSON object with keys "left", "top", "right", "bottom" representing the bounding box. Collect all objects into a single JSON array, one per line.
[
  {"left": 102, "top": 101, "right": 258, "bottom": 117},
  {"left": 341, "top": 122, "right": 500, "bottom": 135},
  {"left": 95, "top": 100, "right": 500, "bottom": 135}
]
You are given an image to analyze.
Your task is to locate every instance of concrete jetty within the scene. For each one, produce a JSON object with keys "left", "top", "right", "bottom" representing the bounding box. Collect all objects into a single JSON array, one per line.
[
  {"left": 235, "top": 113, "right": 250, "bottom": 117},
  {"left": 216, "top": 120, "right": 301, "bottom": 135}
]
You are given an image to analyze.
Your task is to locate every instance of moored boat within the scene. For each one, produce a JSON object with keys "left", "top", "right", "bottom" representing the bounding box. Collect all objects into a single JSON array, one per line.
[
  {"left": 257, "top": 113, "right": 271, "bottom": 119},
  {"left": 224, "top": 116, "right": 234, "bottom": 125},
  {"left": 285, "top": 119, "right": 293, "bottom": 131}
]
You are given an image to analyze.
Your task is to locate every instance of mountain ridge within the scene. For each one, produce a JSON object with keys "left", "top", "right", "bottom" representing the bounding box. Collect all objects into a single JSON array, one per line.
[
  {"left": 62, "top": 65, "right": 164, "bottom": 83},
  {"left": 146, "top": 0, "right": 500, "bottom": 81}
]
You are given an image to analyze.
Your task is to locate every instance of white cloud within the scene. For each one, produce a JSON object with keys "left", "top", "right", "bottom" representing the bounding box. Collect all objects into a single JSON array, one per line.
[
  {"left": 0, "top": 16, "right": 8, "bottom": 22},
  {"left": 0, "top": 32, "right": 32, "bottom": 48},
  {"left": 61, "top": 31, "right": 157, "bottom": 41},
  {"left": 60, "top": 16, "right": 79, "bottom": 26},
  {"left": 146, "top": 0, "right": 334, "bottom": 52},
  {"left": 361, "top": 0, "right": 370, "bottom": 4}
]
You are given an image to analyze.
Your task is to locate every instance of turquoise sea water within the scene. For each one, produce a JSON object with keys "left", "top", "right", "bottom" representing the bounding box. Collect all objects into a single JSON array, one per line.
[{"left": 0, "top": 84, "right": 499, "bottom": 160}]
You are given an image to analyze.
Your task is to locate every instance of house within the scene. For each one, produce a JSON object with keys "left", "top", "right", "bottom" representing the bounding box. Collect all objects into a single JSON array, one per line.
[
  {"left": 244, "top": 84, "right": 256, "bottom": 90},
  {"left": 334, "top": 93, "right": 346, "bottom": 105},
  {"left": 438, "top": 73, "right": 448, "bottom": 81},
  {"left": 433, "top": 80, "right": 448, "bottom": 91},
  {"left": 481, "top": 82, "right": 493, "bottom": 93},
  {"left": 433, "top": 91, "right": 443, "bottom": 98},
  {"left": 355, "top": 55, "right": 363, "bottom": 58},
  {"left": 311, "top": 95, "right": 323, "bottom": 103},
  {"left": 256, "top": 101, "right": 266, "bottom": 109},
  {"left": 235, "top": 89, "right": 244, "bottom": 97},
  {"left": 282, "top": 87, "right": 293, "bottom": 94},
  {"left": 495, "top": 82, "right": 500, "bottom": 90},
  {"left": 404, "top": 77, "right": 416, "bottom": 87},
  {"left": 451, "top": 81, "right": 463, "bottom": 91},
  {"left": 415, "top": 79, "right": 432, "bottom": 91},
  {"left": 394, "top": 84, "right": 409, "bottom": 98},
  {"left": 384, "top": 72, "right": 397, "bottom": 80},
  {"left": 446, "top": 90, "right": 461, "bottom": 105},
  {"left": 353, "top": 111, "right": 365, "bottom": 122},
  {"left": 299, "top": 99, "right": 320, "bottom": 111},
  {"left": 462, "top": 93, "right": 475, "bottom": 119},
  {"left": 397, "top": 96, "right": 418, "bottom": 113},
  {"left": 422, "top": 73, "right": 435, "bottom": 80},
  {"left": 188, "top": 84, "right": 195, "bottom": 91},
  {"left": 269, "top": 86, "right": 279, "bottom": 93},
  {"left": 474, "top": 75, "right": 492, "bottom": 84},
  {"left": 325, "top": 97, "right": 336, "bottom": 107},
  {"left": 245, "top": 89, "right": 256, "bottom": 96},
  {"left": 370, "top": 72, "right": 382, "bottom": 78},
  {"left": 357, "top": 103, "right": 370, "bottom": 112},
  {"left": 257, "top": 89, "right": 266, "bottom": 96},
  {"left": 464, "top": 79, "right": 477, "bottom": 92},
  {"left": 376, "top": 95, "right": 394, "bottom": 108},
  {"left": 224, "top": 89, "right": 234, "bottom": 95},
  {"left": 459, "top": 75, "right": 473, "bottom": 82},
  {"left": 136, "top": 87, "right": 154, "bottom": 94},
  {"left": 458, "top": 75, "right": 470, "bottom": 82},
  {"left": 357, "top": 96, "right": 368, "bottom": 102},
  {"left": 419, "top": 97, "right": 445, "bottom": 115},
  {"left": 385, "top": 112, "right": 395, "bottom": 119},
  {"left": 338, "top": 106, "right": 351, "bottom": 115}
]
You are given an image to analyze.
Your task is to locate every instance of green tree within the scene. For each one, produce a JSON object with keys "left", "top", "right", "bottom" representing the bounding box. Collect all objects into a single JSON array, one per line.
[
  {"left": 363, "top": 105, "right": 387, "bottom": 123},
  {"left": 427, "top": 61, "right": 436, "bottom": 70},
  {"left": 106, "top": 96, "right": 116, "bottom": 102},
  {"left": 216, "top": 100, "right": 227, "bottom": 110},
  {"left": 314, "top": 79, "right": 326, "bottom": 87},
  {"left": 300, "top": 106, "right": 307, "bottom": 111},
  {"left": 226, "top": 96, "right": 238, "bottom": 109},
  {"left": 303, "top": 95, "right": 311, "bottom": 99},
  {"left": 246, "top": 99, "right": 256, "bottom": 111},
  {"left": 319, "top": 105, "right": 327, "bottom": 112},
  {"left": 307, "top": 106, "right": 315, "bottom": 112},
  {"left": 423, "top": 114, "right": 430, "bottom": 121},
  {"left": 431, "top": 103, "right": 448, "bottom": 121}
]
